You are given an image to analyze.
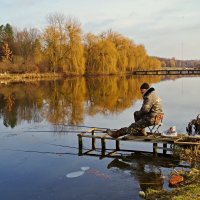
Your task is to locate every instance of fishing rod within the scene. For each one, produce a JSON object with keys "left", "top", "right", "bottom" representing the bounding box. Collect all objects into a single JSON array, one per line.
[
  {"left": 24, "top": 129, "right": 110, "bottom": 133},
  {"left": 1, "top": 148, "right": 78, "bottom": 156},
  {"left": 24, "top": 130, "right": 89, "bottom": 133},
  {"left": 24, "top": 124, "right": 116, "bottom": 133},
  {"left": 53, "top": 123, "right": 115, "bottom": 130}
]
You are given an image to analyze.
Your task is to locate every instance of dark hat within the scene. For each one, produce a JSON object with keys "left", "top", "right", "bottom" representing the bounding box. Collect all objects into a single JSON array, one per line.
[{"left": 140, "top": 83, "right": 150, "bottom": 89}]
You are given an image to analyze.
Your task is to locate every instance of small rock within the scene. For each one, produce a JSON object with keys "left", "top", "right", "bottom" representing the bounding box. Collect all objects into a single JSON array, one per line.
[
  {"left": 169, "top": 175, "right": 184, "bottom": 186},
  {"left": 139, "top": 191, "right": 145, "bottom": 198}
]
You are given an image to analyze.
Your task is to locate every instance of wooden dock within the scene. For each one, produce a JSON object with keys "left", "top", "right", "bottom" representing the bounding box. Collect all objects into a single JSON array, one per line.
[
  {"left": 78, "top": 128, "right": 200, "bottom": 157},
  {"left": 133, "top": 69, "right": 200, "bottom": 75}
]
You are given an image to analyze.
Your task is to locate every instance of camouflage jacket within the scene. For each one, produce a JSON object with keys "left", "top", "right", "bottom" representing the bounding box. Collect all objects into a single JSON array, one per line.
[{"left": 138, "top": 87, "right": 163, "bottom": 118}]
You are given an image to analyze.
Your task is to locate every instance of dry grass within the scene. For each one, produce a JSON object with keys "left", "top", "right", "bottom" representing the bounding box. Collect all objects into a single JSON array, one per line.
[{"left": 0, "top": 72, "right": 63, "bottom": 83}]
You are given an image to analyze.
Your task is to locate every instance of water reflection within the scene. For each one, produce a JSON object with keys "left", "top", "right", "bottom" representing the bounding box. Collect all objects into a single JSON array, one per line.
[
  {"left": 0, "top": 76, "right": 163, "bottom": 128},
  {"left": 107, "top": 153, "right": 179, "bottom": 192},
  {"left": 0, "top": 76, "right": 199, "bottom": 200}
]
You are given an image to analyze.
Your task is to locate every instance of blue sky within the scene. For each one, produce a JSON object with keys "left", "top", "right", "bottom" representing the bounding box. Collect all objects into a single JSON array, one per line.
[{"left": 1, "top": 0, "right": 200, "bottom": 60}]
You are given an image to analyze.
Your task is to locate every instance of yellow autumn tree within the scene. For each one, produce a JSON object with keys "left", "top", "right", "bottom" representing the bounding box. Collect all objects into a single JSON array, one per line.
[
  {"left": 84, "top": 33, "right": 99, "bottom": 73},
  {"left": 42, "top": 14, "right": 85, "bottom": 74},
  {"left": 1, "top": 42, "right": 13, "bottom": 62},
  {"left": 43, "top": 26, "right": 62, "bottom": 72},
  {"left": 62, "top": 18, "right": 85, "bottom": 74},
  {"left": 147, "top": 57, "right": 161, "bottom": 69},
  {"left": 33, "top": 38, "right": 42, "bottom": 65},
  {"left": 84, "top": 33, "right": 118, "bottom": 74},
  {"left": 106, "top": 30, "right": 130, "bottom": 72},
  {"left": 126, "top": 40, "right": 137, "bottom": 71},
  {"left": 133, "top": 45, "right": 148, "bottom": 70}
]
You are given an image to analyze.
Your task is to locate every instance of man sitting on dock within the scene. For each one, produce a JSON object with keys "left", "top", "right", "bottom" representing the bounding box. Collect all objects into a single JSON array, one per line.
[{"left": 107, "top": 82, "right": 164, "bottom": 138}]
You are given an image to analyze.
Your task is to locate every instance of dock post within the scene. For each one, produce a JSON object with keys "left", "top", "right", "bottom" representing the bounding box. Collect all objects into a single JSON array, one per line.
[
  {"left": 163, "top": 143, "right": 167, "bottom": 155},
  {"left": 92, "top": 130, "right": 96, "bottom": 150},
  {"left": 101, "top": 138, "right": 106, "bottom": 156},
  {"left": 78, "top": 134, "right": 83, "bottom": 155},
  {"left": 153, "top": 143, "right": 158, "bottom": 155},
  {"left": 116, "top": 140, "right": 120, "bottom": 151}
]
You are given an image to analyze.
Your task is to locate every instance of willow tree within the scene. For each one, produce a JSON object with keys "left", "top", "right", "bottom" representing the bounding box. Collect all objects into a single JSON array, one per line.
[
  {"left": 147, "top": 57, "right": 161, "bottom": 69},
  {"left": 106, "top": 30, "right": 130, "bottom": 73},
  {"left": 84, "top": 33, "right": 118, "bottom": 74},
  {"left": 84, "top": 33, "right": 99, "bottom": 73},
  {"left": 43, "top": 26, "right": 62, "bottom": 72},
  {"left": 63, "top": 18, "right": 85, "bottom": 74},
  {"left": 126, "top": 40, "right": 137, "bottom": 71},
  {"left": 33, "top": 38, "right": 42, "bottom": 66},
  {"left": 130, "top": 45, "right": 148, "bottom": 70},
  {"left": 42, "top": 14, "right": 85, "bottom": 74},
  {"left": 42, "top": 13, "right": 67, "bottom": 72}
]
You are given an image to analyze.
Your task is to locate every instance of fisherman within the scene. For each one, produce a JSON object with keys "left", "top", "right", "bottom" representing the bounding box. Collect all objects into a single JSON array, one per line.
[{"left": 107, "top": 82, "right": 164, "bottom": 137}]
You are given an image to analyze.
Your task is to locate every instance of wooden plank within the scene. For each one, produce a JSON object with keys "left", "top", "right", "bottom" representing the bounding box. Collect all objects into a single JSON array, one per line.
[
  {"left": 153, "top": 143, "right": 158, "bottom": 154},
  {"left": 92, "top": 130, "right": 96, "bottom": 150},
  {"left": 78, "top": 134, "right": 83, "bottom": 155},
  {"left": 157, "top": 147, "right": 172, "bottom": 151},
  {"left": 116, "top": 140, "right": 120, "bottom": 150},
  {"left": 83, "top": 149, "right": 94, "bottom": 155},
  {"left": 163, "top": 144, "right": 167, "bottom": 154},
  {"left": 105, "top": 150, "right": 118, "bottom": 157},
  {"left": 174, "top": 141, "right": 200, "bottom": 145},
  {"left": 85, "top": 128, "right": 97, "bottom": 133},
  {"left": 101, "top": 138, "right": 106, "bottom": 155}
]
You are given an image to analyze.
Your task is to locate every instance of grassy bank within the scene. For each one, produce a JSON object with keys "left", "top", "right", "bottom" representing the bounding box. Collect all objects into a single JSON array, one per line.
[
  {"left": 146, "top": 182, "right": 200, "bottom": 200},
  {"left": 145, "top": 146, "right": 200, "bottom": 200}
]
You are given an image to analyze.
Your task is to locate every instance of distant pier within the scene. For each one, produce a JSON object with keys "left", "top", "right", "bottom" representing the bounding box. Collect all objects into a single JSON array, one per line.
[{"left": 132, "top": 69, "right": 200, "bottom": 75}]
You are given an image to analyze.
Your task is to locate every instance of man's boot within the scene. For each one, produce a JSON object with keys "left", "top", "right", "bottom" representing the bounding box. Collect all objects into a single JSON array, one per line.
[
  {"left": 107, "top": 127, "right": 128, "bottom": 138},
  {"left": 129, "top": 128, "right": 147, "bottom": 136}
]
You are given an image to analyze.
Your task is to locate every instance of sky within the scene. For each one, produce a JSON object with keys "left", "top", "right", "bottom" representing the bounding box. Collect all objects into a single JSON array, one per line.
[{"left": 1, "top": 0, "right": 200, "bottom": 60}]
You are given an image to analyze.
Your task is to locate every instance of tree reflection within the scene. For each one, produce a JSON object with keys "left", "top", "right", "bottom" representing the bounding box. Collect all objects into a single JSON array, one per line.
[
  {"left": 85, "top": 75, "right": 162, "bottom": 115},
  {"left": 42, "top": 78, "right": 86, "bottom": 125},
  {"left": 0, "top": 75, "right": 163, "bottom": 128}
]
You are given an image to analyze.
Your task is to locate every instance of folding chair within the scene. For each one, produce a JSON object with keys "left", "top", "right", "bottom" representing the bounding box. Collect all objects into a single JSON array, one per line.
[{"left": 148, "top": 113, "right": 164, "bottom": 135}]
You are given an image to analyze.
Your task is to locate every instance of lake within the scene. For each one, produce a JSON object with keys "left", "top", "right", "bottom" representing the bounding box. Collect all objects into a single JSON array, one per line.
[{"left": 0, "top": 75, "right": 199, "bottom": 200}]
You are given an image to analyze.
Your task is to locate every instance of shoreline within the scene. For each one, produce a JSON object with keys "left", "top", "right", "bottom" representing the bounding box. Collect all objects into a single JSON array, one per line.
[
  {"left": 146, "top": 181, "right": 200, "bottom": 200},
  {"left": 0, "top": 71, "right": 199, "bottom": 84},
  {"left": 0, "top": 72, "right": 132, "bottom": 83}
]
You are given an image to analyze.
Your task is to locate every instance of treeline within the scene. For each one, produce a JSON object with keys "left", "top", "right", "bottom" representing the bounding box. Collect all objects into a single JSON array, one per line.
[
  {"left": 157, "top": 57, "right": 200, "bottom": 68},
  {"left": 0, "top": 13, "right": 161, "bottom": 75}
]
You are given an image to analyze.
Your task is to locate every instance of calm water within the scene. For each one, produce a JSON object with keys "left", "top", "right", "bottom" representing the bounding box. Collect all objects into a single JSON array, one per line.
[{"left": 0, "top": 75, "right": 199, "bottom": 200}]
